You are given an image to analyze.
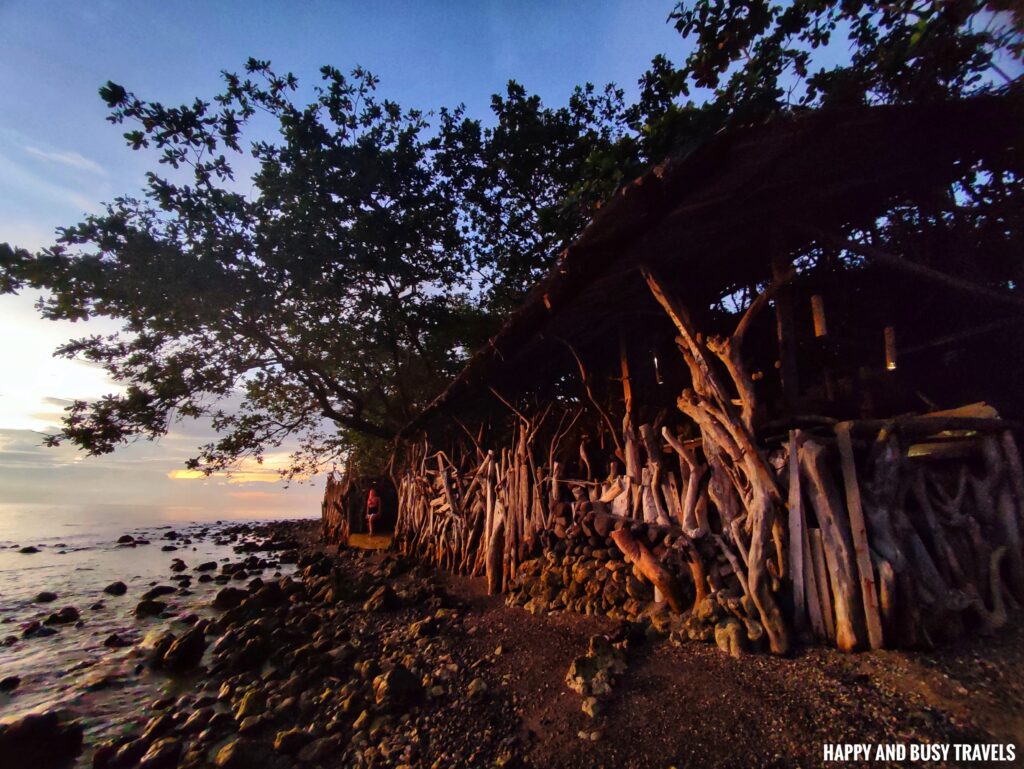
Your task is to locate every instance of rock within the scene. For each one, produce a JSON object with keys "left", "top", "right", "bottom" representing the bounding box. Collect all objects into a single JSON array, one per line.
[
  {"left": 297, "top": 735, "right": 343, "bottom": 764},
  {"left": 212, "top": 587, "right": 248, "bottom": 610},
  {"left": 134, "top": 599, "right": 167, "bottom": 618},
  {"left": 195, "top": 561, "right": 218, "bottom": 572},
  {"left": 363, "top": 584, "right": 398, "bottom": 612},
  {"left": 144, "top": 631, "right": 177, "bottom": 669},
  {"left": 104, "top": 633, "right": 131, "bottom": 649},
  {"left": 35, "top": 591, "right": 58, "bottom": 603},
  {"left": 19, "top": 546, "right": 40, "bottom": 554},
  {"left": 373, "top": 665, "right": 422, "bottom": 710},
  {"left": 467, "top": 677, "right": 488, "bottom": 699},
  {"left": 714, "top": 617, "right": 745, "bottom": 658},
  {"left": 0, "top": 711, "right": 84, "bottom": 769},
  {"left": 234, "top": 689, "right": 267, "bottom": 720},
  {"left": 44, "top": 606, "right": 80, "bottom": 625},
  {"left": 213, "top": 738, "right": 263, "bottom": 769},
  {"left": 273, "top": 727, "right": 311, "bottom": 754},
  {"left": 161, "top": 545, "right": 178, "bottom": 552},
  {"left": 0, "top": 675, "right": 20, "bottom": 692},
  {"left": 117, "top": 535, "right": 135, "bottom": 544},
  {"left": 103, "top": 581, "right": 128, "bottom": 596},
  {"left": 170, "top": 560, "right": 188, "bottom": 573},
  {"left": 143, "top": 585, "right": 177, "bottom": 600},
  {"left": 138, "top": 736, "right": 182, "bottom": 769},
  {"left": 582, "top": 696, "right": 603, "bottom": 718},
  {"left": 161, "top": 627, "right": 207, "bottom": 674}
]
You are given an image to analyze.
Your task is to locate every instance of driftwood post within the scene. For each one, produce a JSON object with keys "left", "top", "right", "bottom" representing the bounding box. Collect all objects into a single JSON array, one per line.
[{"left": 836, "top": 423, "right": 885, "bottom": 649}]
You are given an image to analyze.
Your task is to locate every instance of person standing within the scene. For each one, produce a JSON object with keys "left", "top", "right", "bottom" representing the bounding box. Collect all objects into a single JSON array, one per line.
[{"left": 366, "top": 484, "right": 382, "bottom": 536}]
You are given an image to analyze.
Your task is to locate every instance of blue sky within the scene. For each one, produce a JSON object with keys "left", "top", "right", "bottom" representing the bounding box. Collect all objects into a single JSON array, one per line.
[{"left": 0, "top": 0, "right": 684, "bottom": 519}]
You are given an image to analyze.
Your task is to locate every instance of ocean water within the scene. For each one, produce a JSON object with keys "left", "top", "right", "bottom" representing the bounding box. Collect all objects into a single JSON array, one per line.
[{"left": 0, "top": 503, "right": 315, "bottom": 759}]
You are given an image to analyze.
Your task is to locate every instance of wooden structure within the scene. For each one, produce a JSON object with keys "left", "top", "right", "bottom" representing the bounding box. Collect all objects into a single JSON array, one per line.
[{"left": 325, "top": 94, "right": 1024, "bottom": 652}]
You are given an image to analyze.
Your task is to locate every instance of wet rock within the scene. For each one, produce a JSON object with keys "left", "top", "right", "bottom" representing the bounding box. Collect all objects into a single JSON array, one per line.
[
  {"left": 213, "top": 587, "right": 248, "bottom": 610},
  {"left": 0, "top": 675, "right": 20, "bottom": 692},
  {"left": 35, "top": 591, "right": 58, "bottom": 603},
  {"left": 21, "top": 620, "right": 57, "bottom": 638},
  {"left": 162, "top": 626, "right": 207, "bottom": 674},
  {"left": 170, "top": 559, "right": 188, "bottom": 573},
  {"left": 144, "top": 630, "right": 177, "bottom": 669},
  {"left": 141, "top": 712, "right": 176, "bottom": 742},
  {"left": 104, "top": 581, "right": 128, "bottom": 596},
  {"left": 137, "top": 737, "right": 182, "bottom": 769},
  {"left": 117, "top": 535, "right": 135, "bottom": 544},
  {"left": 196, "top": 561, "right": 218, "bottom": 572},
  {"left": 142, "top": 585, "right": 177, "bottom": 601},
  {"left": 44, "top": 606, "right": 80, "bottom": 625},
  {"left": 113, "top": 738, "right": 150, "bottom": 767},
  {"left": 18, "top": 546, "right": 40, "bottom": 554},
  {"left": 104, "top": 632, "right": 132, "bottom": 649},
  {"left": 134, "top": 599, "right": 167, "bottom": 619},
  {"left": 0, "top": 710, "right": 84, "bottom": 769},
  {"left": 161, "top": 545, "right": 178, "bottom": 552},
  {"left": 181, "top": 707, "right": 213, "bottom": 733}
]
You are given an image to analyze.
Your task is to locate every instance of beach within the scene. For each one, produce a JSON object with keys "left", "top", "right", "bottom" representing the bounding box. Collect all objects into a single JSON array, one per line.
[{"left": 1, "top": 517, "right": 1022, "bottom": 768}]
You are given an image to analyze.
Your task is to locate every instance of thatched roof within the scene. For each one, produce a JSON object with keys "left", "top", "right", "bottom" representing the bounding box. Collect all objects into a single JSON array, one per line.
[{"left": 403, "top": 93, "right": 1023, "bottom": 435}]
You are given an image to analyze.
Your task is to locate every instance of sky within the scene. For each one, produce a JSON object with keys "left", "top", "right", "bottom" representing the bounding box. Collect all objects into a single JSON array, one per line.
[{"left": 0, "top": 0, "right": 685, "bottom": 521}]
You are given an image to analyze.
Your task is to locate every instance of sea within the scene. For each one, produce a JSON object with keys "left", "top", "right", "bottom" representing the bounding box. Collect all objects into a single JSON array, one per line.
[{"left": 0, "top": 503, "right": 315, "bottom": 760}]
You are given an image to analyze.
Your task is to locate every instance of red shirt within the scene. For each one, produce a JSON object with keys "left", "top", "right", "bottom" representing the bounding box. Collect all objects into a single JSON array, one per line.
[{"left": 367, "top": 489, "right": 380, "bottom": 512}]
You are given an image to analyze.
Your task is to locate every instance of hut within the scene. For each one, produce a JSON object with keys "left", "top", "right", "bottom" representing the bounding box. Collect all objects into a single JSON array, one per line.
[{"left": 325, "top": 93, "right": 1024, "bottom": 653}]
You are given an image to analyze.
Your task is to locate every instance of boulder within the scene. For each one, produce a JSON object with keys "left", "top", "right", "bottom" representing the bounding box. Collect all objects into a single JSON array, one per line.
[
  {"left": 44, "top": 606, "right": 80, "bottom": 625},
  {"left": 103, "top": 581, "right": 128, "bottom": 596},
  {"left": 34, "top": 591, "right": 58, "bottom": 603},
  {"left": 214, "top": 738, "right": 264, "bottom": 769},
  {"left": 714, "top": 617, "right": 745, "bottom": 658},
  {"left": 0, "top": 711, "right": 83, "bottom": 769},
  {"left": 372, "top": 665, "right": 422, "bottom": 710},
  {"left": 142, "top": 585, "right": 177, "bottom": 601},
  {"left": 0, "top": 675, "right": 20, "bottom": 692},
  {"left": 19, "top": 546, "right": 40, "bottom": 554},
  {"left": 161, "top": 627, "right": 207, "bottom": 674},
  {"left": 212, "top": 587, "right": 248, "bottom": 610},
  {"left": 273, "top": 727, "right": 311, "bottom": 754},
  {"left": 134, "top": 599, "right": 167, "bottom": 618},
  {"left": 362, "top": 584, "right": 398, "bottom": 612}
]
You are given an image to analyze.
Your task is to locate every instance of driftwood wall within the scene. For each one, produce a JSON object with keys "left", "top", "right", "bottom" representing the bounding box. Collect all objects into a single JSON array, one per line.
[{"left": 376, "top": 268, "right": 1024, "bottom": 653}]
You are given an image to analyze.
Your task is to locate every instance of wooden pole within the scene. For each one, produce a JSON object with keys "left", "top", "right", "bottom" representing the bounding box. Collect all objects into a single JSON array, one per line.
[
  {"left": 788, "top": 430, "right": 807, "bottom": 630},
  {"left": 836, "top": 422, "right": 885, "bottom": 649},
  {"left": 810, "top": 295, "right": 828, "bottom": 338},
  {"left": 772, "top": 251, "right": 800, "bottom": 408}
]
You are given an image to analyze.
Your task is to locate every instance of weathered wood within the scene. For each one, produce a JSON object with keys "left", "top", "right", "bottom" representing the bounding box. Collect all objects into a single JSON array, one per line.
[
  {"left": 610, "top": 528, "right": 685, "bottom": 613},
  {"left": 835, "top": 422, "right": 884, "bottom": 649},
  {"left": 799, "top": 438, "right": 863, "bottom": 652},
  {"left": 787, "top": 430, "right": 807, "bottom": 629},
  {"left": 809, "top": 528, "right": 837, "bottom": 643}
]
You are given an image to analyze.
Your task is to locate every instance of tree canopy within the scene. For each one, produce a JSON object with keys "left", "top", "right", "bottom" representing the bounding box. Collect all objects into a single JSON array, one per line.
[{"left": 1, "top": 1, "right": 1021, "bottom": 480}]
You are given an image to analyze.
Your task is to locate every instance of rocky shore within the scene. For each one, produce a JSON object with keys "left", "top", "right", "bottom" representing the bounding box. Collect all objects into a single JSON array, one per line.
[{"left": 2, "top": 519, "right": 1023, "bottom": 769}]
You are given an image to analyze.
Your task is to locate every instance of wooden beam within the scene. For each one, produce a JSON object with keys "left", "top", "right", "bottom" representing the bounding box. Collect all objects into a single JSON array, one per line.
[{"left": 835, "top": 422, "right": 885, "bottom": 649}]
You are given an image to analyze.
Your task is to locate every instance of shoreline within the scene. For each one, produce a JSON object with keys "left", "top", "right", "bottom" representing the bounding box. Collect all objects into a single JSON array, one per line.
[{"left": 2, "top": 518, "right": 1022, "bottom": 768}]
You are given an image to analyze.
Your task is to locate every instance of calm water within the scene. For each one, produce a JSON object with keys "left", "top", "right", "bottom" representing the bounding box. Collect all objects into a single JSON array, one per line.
[{"left": 0, "top": 504, "right": 315, "bottom": 761}]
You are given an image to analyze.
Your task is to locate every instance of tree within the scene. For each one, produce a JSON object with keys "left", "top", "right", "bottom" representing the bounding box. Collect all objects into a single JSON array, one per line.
[
  {"left": 630, "top": 1, "right": 1022, "bottom": 159},
  {"left": 0, "top": 61, "right": 631, "bottom": 478},
  {"left": 2, "top": 61, "right": 489, "bottom": 477}
]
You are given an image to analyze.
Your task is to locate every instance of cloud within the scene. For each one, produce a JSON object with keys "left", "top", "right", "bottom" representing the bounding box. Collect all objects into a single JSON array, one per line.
[{"left": 24, "top": 145, "right": 106, "bottom": 176}]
